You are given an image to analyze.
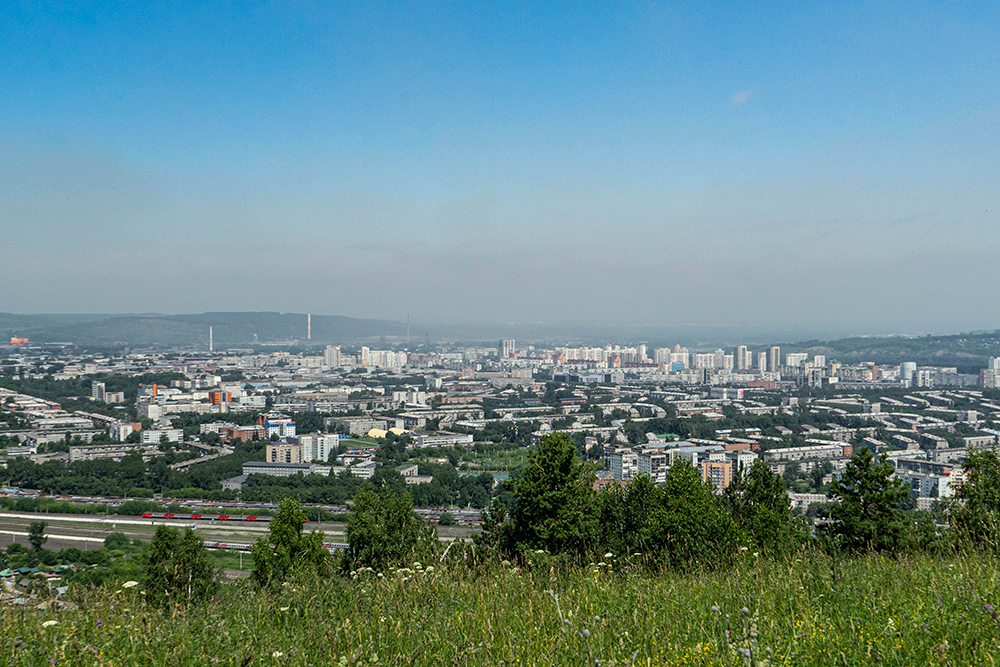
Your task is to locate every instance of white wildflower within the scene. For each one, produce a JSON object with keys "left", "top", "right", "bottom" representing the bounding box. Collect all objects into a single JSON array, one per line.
[
  {"left": 122, "top": 580, "right": 139, "bottom": 589},
  {"left": 42, "top": 620, "right": 58, "bottom": 628}
]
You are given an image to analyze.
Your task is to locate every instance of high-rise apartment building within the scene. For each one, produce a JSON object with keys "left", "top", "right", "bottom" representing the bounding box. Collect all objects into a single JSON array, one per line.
[
  {"left": 692, "top": 353, "right": 716, "bottom": 369},
  {"left": 735, "top": 345, "right": 749, "bottom": 370},
  {"left": 758, "top": 351, "right": 767, "bottom": 373},
  {"left": 701, "top": 459, "right": 734, "bottom": 492},
  {"left": 768, "top": 346, "right": 781, "bottom": 373},
  {"left": 324, "top": 345, "right": 341, "bottom": 368},
  {"left": 91, "top": 381, "right": 106, "bottom": 402},
  {"left": 786, "top": 353, "right": 808, "bottom": 368},
  {"left": 500, "top": 339, "right": 516, "bottom": 358},
  {"left": 813, "top": 355, "right": 826, "bottom": 369}
]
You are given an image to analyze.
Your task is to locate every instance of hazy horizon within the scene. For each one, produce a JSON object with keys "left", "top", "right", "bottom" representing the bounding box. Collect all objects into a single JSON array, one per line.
[{"left": 3, "top": 3, "right": 998, "bottom": 332}]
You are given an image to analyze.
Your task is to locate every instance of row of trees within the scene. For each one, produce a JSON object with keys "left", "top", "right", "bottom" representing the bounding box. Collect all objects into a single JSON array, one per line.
[
  {"left": 0, "top": 441, "right": 265, "bottom": 496},
  {"left": 44, "top": 431, "right": 1000, "bottom": 609},
  {"left": 477, "top": 433, "right": 1000, "bottom": 565}
]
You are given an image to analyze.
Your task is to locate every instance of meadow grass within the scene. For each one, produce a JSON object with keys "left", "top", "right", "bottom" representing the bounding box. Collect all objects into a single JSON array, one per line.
[{"left": 4, "top": 550, "right": 1000, "bottom": 666}]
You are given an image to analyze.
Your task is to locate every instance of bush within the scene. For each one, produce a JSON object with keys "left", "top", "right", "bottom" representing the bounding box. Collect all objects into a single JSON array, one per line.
[
  {"left": 117, "top": 500, "right": 161, "bottom": 516},
  {"left": 345, "top": 485, "right": 436, "bottom": 572},
  {"left": 142, "top": 525, "right": 217, "bottom": 606},
  {"left": 58, "top": 547, "right": 83, "bottom": 563},
  {"left": 251, "top": 498, "right": 329, "bottom": 588},
  {"left": 950, "top": 449, "right": 1000, "bottom": 549},
  {"left": 104, "top": 532, "right": 131, "bottom": 551},
  {"left": 724, "top": 460, "right": 806, "bottom": 556}
]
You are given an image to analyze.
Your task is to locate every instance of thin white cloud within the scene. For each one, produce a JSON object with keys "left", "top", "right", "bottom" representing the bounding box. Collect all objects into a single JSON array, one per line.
[{"left": 730, "top": 90, "right": 754, "bottom": 107}]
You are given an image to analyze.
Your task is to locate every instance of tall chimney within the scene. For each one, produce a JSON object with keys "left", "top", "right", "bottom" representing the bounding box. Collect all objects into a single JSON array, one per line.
[
  {"left": 307, "top": 313, "right": 312, "bottom": 340},
  {"left": 209, "top": 326, "right": 213, "bottom": 352}
]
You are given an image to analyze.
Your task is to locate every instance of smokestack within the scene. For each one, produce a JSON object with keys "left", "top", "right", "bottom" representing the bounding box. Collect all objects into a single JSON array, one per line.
[
  {"left": 307, "top": 313, "right": 312, "bottom": 340},
  {"left": 209, "top": 326, "right": 213, "bottom": 352}
]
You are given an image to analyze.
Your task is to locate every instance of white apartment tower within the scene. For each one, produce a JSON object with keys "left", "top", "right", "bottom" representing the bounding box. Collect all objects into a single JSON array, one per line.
[
  {"left": 768, "top": 346, "right": 781, "bottom": 373},
  {"left": 735, "top": 345, "right": 749, "bottom": 371}
]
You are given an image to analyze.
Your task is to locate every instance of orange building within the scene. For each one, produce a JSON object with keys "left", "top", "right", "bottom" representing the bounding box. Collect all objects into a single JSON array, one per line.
[
  {"left": 208, "top": 390, "right": 232, "bottom": 405},
  {"left": 701, "top": 460, "right": 734, "bottom": 492}
]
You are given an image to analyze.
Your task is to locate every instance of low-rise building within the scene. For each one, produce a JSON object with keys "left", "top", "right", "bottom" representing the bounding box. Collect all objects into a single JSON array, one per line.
[
  {"left": 140, "top": 429, "right": 183, "bottom": 444},
  {"left": 761, "top": 442, "right": 851, "bottom": 462},
  {"left": 413, "top": 432, "right": 474, "bottom": 449},
  {"left": 69, "top": 444, "right": 160, "bottom": 463}
]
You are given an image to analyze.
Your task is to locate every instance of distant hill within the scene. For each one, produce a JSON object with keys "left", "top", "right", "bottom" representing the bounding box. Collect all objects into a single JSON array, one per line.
[
  {"left": 0, "top": 312, "right": 407, "bottom": 349},
  {"left": 783, "top": 331, "right": 1000, "bottom": 373}
]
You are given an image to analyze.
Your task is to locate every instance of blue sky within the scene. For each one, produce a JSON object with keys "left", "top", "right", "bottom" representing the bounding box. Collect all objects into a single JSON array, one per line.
[{"left": 2, "top": 1, "right": 998, "bottom": 334}]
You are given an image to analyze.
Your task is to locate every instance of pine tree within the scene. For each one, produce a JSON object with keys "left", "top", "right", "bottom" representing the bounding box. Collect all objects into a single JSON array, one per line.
[
  {"left": 506, "top": 432, "right": 598, "bottom": 556},
  {"left": 823, "top": 447, "right": 908, "bottom": 552}
]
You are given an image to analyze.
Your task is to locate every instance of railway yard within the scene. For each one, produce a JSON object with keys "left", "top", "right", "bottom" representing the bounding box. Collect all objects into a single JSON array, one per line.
[{"left": 0, "top": 509, "right": 475, "bottom": 553}]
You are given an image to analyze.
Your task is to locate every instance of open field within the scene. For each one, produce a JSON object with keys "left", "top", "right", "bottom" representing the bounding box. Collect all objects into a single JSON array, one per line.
[{"left": 4, "top": 552, "right": 1000, "bottom": 666}]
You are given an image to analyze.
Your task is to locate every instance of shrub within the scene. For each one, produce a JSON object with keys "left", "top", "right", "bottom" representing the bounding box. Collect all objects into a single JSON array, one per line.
[
  {"left": 104, "top": 532, "right": 131, "bottom": 551},
  {"left": 950, "top": 449, "right": 1000, "bottom": 549},
  {"left": 142, "top": 525, "right": 217, "bottom": 606},
  {"left": 251, "top": 498, "right": 329, "bottom": 588},
  {"left": 345, "top": 484, "right": 436, "bottom": 572}
]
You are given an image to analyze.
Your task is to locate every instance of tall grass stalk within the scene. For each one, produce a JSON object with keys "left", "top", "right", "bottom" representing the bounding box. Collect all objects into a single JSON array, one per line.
[{"left": 4, "top": 551, "right": 999, "bottom": 666}]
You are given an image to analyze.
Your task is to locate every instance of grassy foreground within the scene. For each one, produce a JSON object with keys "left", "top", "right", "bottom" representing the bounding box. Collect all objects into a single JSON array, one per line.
[{"left": 4, "top": 552, "right": 1000, "bottom": 666}]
